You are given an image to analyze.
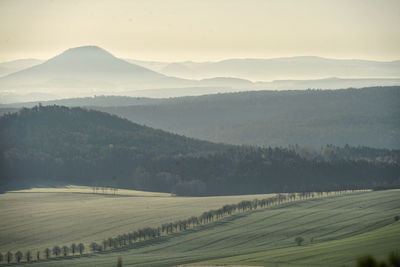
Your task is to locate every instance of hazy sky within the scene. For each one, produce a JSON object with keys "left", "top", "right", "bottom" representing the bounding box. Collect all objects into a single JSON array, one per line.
[{"left": 0, "top": 0, "right": 399, "bottom": 62}]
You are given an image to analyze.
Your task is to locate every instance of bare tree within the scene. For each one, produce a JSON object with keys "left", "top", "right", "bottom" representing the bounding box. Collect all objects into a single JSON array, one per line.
[
  {"left": 89, "top": 242, "right": 98, "bottom": 252},
  {"left": 0, "top": 252, "right": 3, "bottom": 263},
  {"left": 102, "top": 239, "right": 108, "bottom": 250},
  {"left": 44, "top": 248, "right": 51, "bottom": 259},
  {"left": 6, "top": 251, "right": 13, "bottom": 264},
  {"left": 15, "top": 251, "right": 23, "bottom": 263},
  {"left": 52, "top": 246, "right": 61, "bottom": 257},
  {"left": 108, "top": 237, "right": 114, "bottom": 248},
  {"left": 25, "top": 250, "right": 31, "bottom": 262},
  {"left": 96, "top": 243, "right": 103, "bottom": 252},
  {"left": 36, "top": 251, "right": 40, "bottom": 261},
  {"left": 78, "top": 243, "right": 85, "bottom": 255},
  {"left": 62, "top": 246, "right": 69, "bottom": 256},
  {"left": 71, "top": 243, "right": 77, "bottom": 255}
]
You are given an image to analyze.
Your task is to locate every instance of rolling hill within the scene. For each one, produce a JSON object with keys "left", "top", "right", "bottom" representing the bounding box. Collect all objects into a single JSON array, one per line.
[
  {"left": 0, "top": 186, "right": 274, "bottom": 253},
  {"left": 96, "top": 86, "right": 400, "bottom": 149},
  {"left": 1, "top": 105, "right": 399, "bottom": 195},
  {"left": 2, "top": 86, "right": 399, "bottom": 150},
  {"left": 0, "top": 105, "right": 226, "bottom": 192},
  {"left": 2, "top": 189, "right": 398, "bottom": 266}
]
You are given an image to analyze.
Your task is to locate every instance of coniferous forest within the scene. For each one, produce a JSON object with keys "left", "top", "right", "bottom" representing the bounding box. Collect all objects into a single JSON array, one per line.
[{"left": 1, "top": 105, "right": 398, "bottom": 195}]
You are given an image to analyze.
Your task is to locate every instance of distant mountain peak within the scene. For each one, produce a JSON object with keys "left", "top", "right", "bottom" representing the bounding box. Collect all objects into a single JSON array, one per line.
[
  {"left": 68, "top": 45, "right": 104, "bottom": 50},
  {"left": 0, "top": 45, "right": 166, "bottom": 85},
  {"left": 62, "top": 45, "right": 111, "bottom": 54},
  {"left": 50, "top": 45, "right": 116, "bottom": 61}
]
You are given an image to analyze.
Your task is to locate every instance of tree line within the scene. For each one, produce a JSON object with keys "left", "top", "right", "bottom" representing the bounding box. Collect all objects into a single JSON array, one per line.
[{"left": 0, "top": 190, "right": 360, "bottom": 264}]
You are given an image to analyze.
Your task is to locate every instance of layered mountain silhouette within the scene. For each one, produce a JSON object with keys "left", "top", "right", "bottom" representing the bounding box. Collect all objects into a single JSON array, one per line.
[
  {"left": 95, "top": 86, "right": 400, "bottom": 149},
  {"left": 1, "top": 46, "right": 399, "bottom": 103},
  {"left": 0, "top": 46, "right": 257, "bottom": 101},
  {"left": 131, "top": 56, "right": 400, "bottom": 81},
  {"left": 0, "top": 46, "right": 165, "bottom": 85}
]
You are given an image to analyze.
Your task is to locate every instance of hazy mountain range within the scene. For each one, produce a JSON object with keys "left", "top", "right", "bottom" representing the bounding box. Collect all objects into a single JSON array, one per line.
[
  {"left": 127, "top": 57, "right": 400, "bottom": 81},
  {"left": 0, "top": 46, "right": 399, "bottom": 103},
  {"left": 0, "top": 46, "right": 400, "bottom": 103}
]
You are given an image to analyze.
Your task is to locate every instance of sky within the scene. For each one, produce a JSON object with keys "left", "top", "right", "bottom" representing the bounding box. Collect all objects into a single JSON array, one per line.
[{"left": 0, "top": 0, "right": 399, "bottom": 62}]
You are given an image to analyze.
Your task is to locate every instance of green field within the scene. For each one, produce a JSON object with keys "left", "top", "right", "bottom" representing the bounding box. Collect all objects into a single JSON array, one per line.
[
  {"left": 197, "top": 218, "right": 400, "bottom": 267},
  {"left": 1, "top": 189, "right": 398, "bottom": 266},
  {"left": 0, "top": 186, "right": 274, "bottom": 253}
]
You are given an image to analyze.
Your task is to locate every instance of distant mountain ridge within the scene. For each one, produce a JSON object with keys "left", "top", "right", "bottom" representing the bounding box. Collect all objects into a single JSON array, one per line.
[
  {"left": 94, "top": 86, "right": 400, "bottom": 149},
  {"left": 2, "top": 86, "right": 398, "bottom": 149},
  {"left": 1, "top": 46, "right": 165, "bottom": 83},
  {"left": 0, "top": 46, "right": 189, "bottom": 102},
  {"left": 0, "top": 46, "right": 399, "bottom": 103},
  {"left": 129, "top": 56, "right": 400, "bottom": 81}
]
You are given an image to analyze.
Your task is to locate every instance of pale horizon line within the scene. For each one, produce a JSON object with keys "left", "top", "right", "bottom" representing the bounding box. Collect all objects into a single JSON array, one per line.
[{"left": 1, "top": 53, "right": 400, "bottom": 65}]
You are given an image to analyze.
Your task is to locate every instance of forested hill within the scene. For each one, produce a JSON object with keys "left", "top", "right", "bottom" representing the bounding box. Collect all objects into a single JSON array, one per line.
[
  {"left": 0, "top": 105, "right": 399, "bottom": 195},
  {"left": 0, "top": 105, "right": 226, "bottom": 191},
  {"left": 0, "top": 105, "right": 223, "bottom": 154},
  {"left": 98, "top": 86, "right": 400, "bottom": 149}
]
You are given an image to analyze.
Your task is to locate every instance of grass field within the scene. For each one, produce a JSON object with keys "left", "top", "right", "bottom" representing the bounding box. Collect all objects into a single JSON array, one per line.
[
  {"left": 196, "top": 218, "right": 400, "bottom": 267},
  {"left": 1, "top": 189, "right": 397, "bottom": 266},
  {"left": 0, "top": 186, "right": 274, "bottom": 253}
]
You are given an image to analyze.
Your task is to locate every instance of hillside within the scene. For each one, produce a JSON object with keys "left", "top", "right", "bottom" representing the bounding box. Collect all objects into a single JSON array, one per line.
[
  {"left": 0, "top": 105, "right": 225, "bottom": 192},
  {"left": 1, "top": 105, "right": 400, "bottom": 196},
  {"left": 0, "top": 58, "right": 43, "bottom": 77},
  {"left": 3, "top": 189, "right": 398, "bottom": 267},
  {"left": 3, "top": 86, "right": 399, "bottom": 150},
  {"left": 97, "top": 86, "right": 400, "bottom": 149},
  {"left": 200, "top": 219, "right": 400, "bottom": 267},
  {"left": 0, "top": 187, "right": 273, "bottom": 253},
  {"left": 1, "top": 105, "right": 399, "bottom": 194}
]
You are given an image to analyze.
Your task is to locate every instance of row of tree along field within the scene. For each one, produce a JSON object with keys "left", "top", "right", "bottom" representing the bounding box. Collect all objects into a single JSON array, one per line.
[{"left": 0, "top": 190, "right": 364, "bottom": 264}]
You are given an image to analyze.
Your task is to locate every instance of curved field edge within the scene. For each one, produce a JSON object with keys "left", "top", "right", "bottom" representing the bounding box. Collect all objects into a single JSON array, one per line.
[
  {"left": 0, "top": 188, "right": 276, "bottom": 252},
  {"left": 6, "top": 185, "right": 173, "bottom": 197},
  {"left": 6, "top": 189, "right": 398, "bottom": 267},
  {"left": 194, "top": 221, "right": 400, "bottom": 267}
]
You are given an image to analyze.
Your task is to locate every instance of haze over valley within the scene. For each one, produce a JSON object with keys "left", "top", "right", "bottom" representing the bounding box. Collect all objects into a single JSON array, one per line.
[
  {"left": 1, "top": 46, "right": 400, "bottom": 103},
  {"left": 1, "top": 0, "right": 399, "bottom": 266}
]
